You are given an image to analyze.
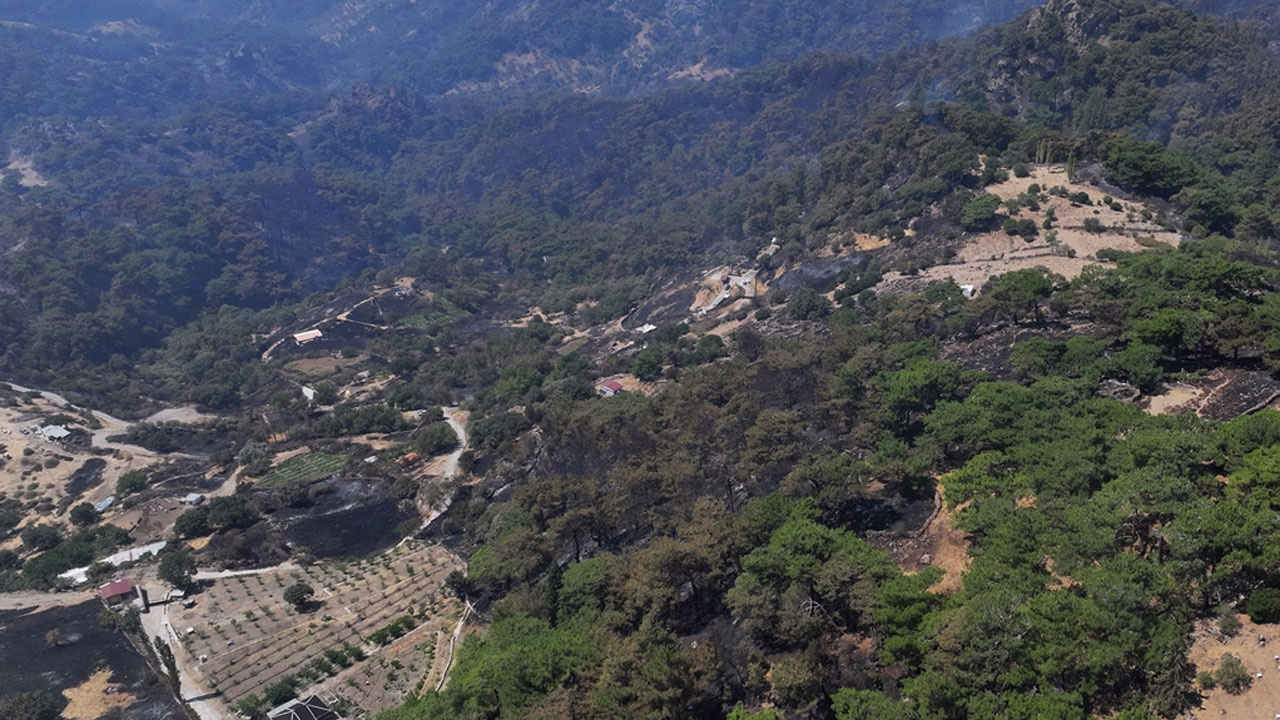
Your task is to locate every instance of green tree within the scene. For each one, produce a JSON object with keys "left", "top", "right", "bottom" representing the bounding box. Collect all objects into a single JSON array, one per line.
[
  {"left": 20, "top": 524, "right": 61, "bottom": 551},
  {"left": 630, "top": 349, "right": 663, "bottom": 382},
  {"left": 158, "top": 546, "right": 196, "bottom": 589},
  {"left": 831, "top": 689, "right": 916, "bottom": 720},
  {"left": 154, "top": 636, "right": 181, "bottom": 695},
  {"left": 961, "top": 194, "right": 1003, "bottom": 230},
  {"left": 1247, "top": 587, "right": 1280, "bottom": 623},
  {"left": 69, "top": 502, "right": 100, "bottom": 526},
  {"left": 116, "top": 470, "right": 148, "bottom": 496},
  {"left": 284, "top": 582, "right": 315, "bottom": 610}
]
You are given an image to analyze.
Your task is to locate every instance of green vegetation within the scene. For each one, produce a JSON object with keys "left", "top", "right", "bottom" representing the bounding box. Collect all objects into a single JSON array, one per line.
[
  {"left": 368, "top": 615, "right": 417, "bottom": 646},
  {"left": 283, "top": 582, "right": 315, "bottom": 611},
  {"left": 260, "top": 453, "right": 347, "bottom": 489}
]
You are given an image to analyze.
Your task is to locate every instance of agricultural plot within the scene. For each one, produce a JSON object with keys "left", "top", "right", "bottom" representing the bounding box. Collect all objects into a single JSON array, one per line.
[
  {"left": 260, "top": 452, "right": 346, "bottom": 488},
  {"left": 313, "top": 613, "right": 458, "bottom": 713},
  {"left": 168, "top": 542, "right": 463, "bottom": 709},
  {"left": 397, "top": 297, "right": 469, "bottom": 331}
]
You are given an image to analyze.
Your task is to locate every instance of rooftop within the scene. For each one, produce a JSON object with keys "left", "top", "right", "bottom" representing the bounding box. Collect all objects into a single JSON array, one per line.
[{"left": 99, "top": 579, "right": 135, "bottom": 600}]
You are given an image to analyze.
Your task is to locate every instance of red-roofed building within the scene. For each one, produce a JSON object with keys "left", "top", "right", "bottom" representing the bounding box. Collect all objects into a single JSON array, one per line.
[
  {"left": 100, "top": 579, "right": 137, "bottom": 606},
  {"left": 597, "top": 380, "right": 624, "bottom": 397}
]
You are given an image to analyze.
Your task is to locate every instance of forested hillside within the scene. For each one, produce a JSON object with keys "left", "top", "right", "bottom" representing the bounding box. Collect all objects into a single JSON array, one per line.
[{"left": 5, "top": 1, "right": 1280, "bottom": 719}]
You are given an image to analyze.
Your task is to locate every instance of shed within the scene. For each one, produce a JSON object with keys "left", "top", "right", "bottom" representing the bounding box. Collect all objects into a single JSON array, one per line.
[
  {"left": 39, "top": 425, "right": 71, "bottom": 440},
  {"left": 94, "top": 496, "right": 116, "bottom": 512},
  {"left": 100, "top": 579, "right": 137, "bottom": 606},
  {"left": 597, "top": 380, "right": 624, "bottom": 397},
  {"left": 292, "top": 329, "right": 324, "bottom": 345},
  {"left": 181, "top": 493, "right": 205, "bottom": 506},
  {"left": 267, "top": 695, "right": 340, "bottom": 720}
]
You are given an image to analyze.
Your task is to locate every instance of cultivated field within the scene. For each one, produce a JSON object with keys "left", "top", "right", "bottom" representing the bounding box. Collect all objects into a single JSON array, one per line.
[
  {"left": 260, "top": 452, "right": 347, "bottom": 488},
  {"left": 168, "top": 542, "right": 463, "bottom": 708}
]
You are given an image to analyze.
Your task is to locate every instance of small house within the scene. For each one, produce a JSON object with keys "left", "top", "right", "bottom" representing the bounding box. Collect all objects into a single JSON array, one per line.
[
  {"left": 597, "top": 380, "right": 624, "bottom": 397},
  {"left": 39, "top": 425, "right": 71, "bottom": 441},
  {"left": 100, "top": 579, "right": 138, "bottom": 607},
  {"left": 181, "top": 493, "right": 205, "bottom": 506},
  {"left": 397, "top": 452, "right": 421, "bottom": 466},
  {"left": 292, "top": 329, "right": 324, "bottom": 345},
  {"left": 267, "top": 695, "right": 340, "bottom": 720}
]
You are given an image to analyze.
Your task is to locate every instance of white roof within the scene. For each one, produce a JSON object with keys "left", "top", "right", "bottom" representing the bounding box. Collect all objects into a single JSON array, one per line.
[
  {"left": 40, "top": 425, "right": 71, "bottom": 439},
  {"left": 293, "top": 329, "right": 324, "bottom": 343}
]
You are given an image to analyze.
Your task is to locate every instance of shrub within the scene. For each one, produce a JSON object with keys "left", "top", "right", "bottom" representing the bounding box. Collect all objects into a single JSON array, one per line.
[
  {"left": 1196, "top": 670, "right": 1216, "bottom": 690},
  {"left": 1214, "top": 654, "right": 1252, "bottom": 694}
]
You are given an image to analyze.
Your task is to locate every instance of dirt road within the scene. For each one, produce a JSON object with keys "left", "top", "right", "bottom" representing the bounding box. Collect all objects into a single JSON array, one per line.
[{"left": 0, "top": 589, "right": 94, "bottom": 611}]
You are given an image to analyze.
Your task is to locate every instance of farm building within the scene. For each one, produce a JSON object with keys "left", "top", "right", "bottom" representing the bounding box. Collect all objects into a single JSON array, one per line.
[
  {"left": 39, "top": 425, "right": 70, "bottom": 441},
  {"left": 100, "top": 579, "right": 138, "bottom": 607},
  {"left": 267, "top": 695, "right": 340, "bottom": 720},
  {"left": 597, "top": 380, "right": 624, "bottom": 397},
  {"left": 293, "top": 329, "right": 324, "bottom": 345}
]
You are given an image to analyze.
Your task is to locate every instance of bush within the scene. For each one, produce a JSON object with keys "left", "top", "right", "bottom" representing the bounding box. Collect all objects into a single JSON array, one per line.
[
  {"left": 1083, "top": 217, "right": 1105, "bottom": 233},
  {"left": 1214, "top": 654, "right": 1252, "bottom": 694},
  {"left": 1217, "top": 607, "right": 1242, "bottom": 636},
  {"left": 20, "top": 525, "right": 61, "bottom": 551},
  {"left": 1247, "top": 587, "right": 1280, "bottom": 623},
  {"left": 69, "top": 503, "right": 100, "bottom": 527},
  {"left": 1012, "top": 162, "right": 1031, "bottom": 178},
  {"left": 1196, "top": 670, "right": 1216, "bottom": 690}
]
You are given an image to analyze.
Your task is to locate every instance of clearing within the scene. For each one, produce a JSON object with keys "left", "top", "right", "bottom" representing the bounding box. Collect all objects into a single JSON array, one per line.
[
  {"left": 876, "top": 165, "right": 1179, "bottom": 293},
  {"left": 1189, "top": 614, "right": 1280, "bottom": 719},
  {"left": 60, "top": 668, "right": 137, "bottom": 720}
]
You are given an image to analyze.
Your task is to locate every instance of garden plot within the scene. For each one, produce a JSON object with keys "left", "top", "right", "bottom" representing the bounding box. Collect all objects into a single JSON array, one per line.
[
  {"left": 169, "top": 542, "right": 463, "bottom": 708},
  {"left": 259, "top": 452, "right": 347, "bottom": 488},
  {"left": 312, "top": 611, "right": 460, "bottom": 713}
]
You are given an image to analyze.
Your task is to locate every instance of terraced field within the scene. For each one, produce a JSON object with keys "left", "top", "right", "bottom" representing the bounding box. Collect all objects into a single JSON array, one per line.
[{"left": 168, "top": 542, "right": 463, "bottom": 708}]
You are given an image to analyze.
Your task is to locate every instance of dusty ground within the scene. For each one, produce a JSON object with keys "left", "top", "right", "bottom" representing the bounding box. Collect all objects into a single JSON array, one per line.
[
  {"left": 109, "top": 497, "right": 187, "bottom": 545},
  {"left": 1146, "top": 384, "right": 1205, "bottom": 415},
  {"left": 879, "top": 490, "right": 971, "bottom": 595},
  {"left": 1142, "top": 369, "right": 1280, "bottom": 420},
  {"left": 0, "top": 396, "right": 157, "bottom": 531},
  {"left": 61, "top": 668, "right": 137, "bottom": 720},
  {"left": 877, "top": 165, "right": 1177, "bottom": 294},
  {"left": 1189, "top": 615, "right": 1280, "bottom": 719}
]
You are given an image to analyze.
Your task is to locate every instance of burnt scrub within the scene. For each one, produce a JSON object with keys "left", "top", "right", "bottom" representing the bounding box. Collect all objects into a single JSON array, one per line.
[{"left": 0, "top": 600, "right": 184, "bottom": 720}]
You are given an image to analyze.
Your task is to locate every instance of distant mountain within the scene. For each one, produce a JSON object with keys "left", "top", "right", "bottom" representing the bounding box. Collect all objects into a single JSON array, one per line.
[{"left": 0, "top": 0, "right": 1049, "bottom": 120}]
